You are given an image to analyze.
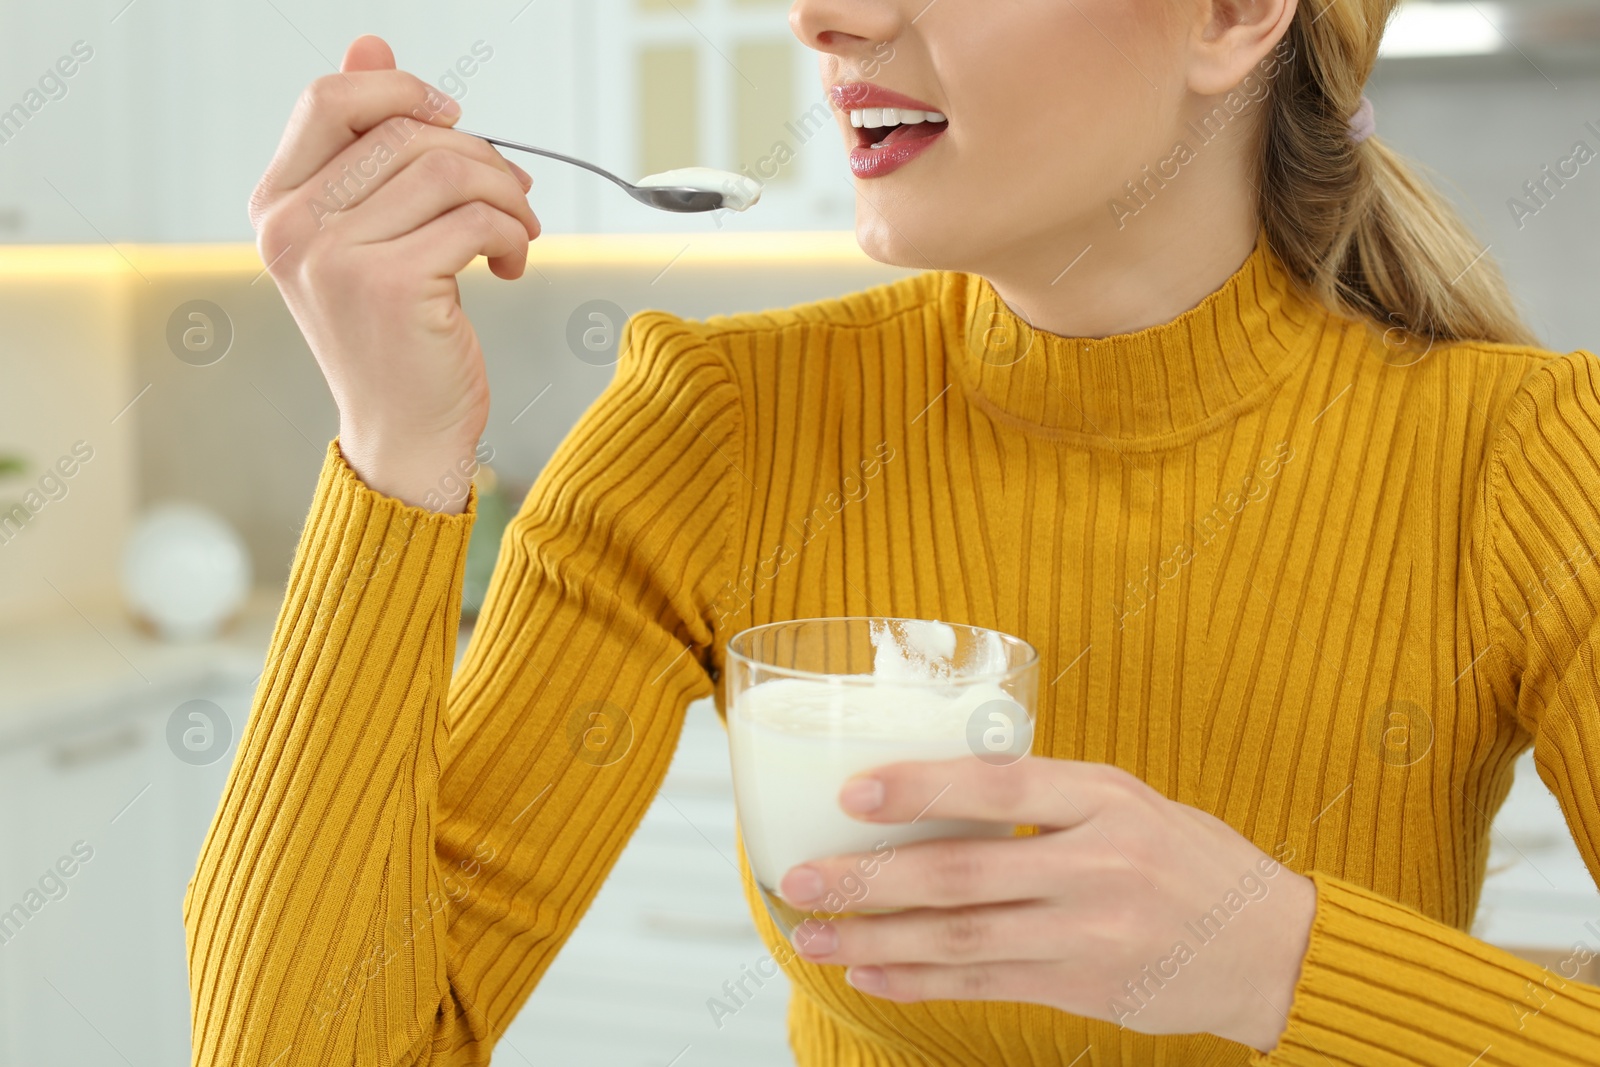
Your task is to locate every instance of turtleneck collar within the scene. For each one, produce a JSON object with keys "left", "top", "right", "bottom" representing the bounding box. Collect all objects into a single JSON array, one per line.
[{"left": 943, "top": 228, "right": 1328, "bottom": 447}]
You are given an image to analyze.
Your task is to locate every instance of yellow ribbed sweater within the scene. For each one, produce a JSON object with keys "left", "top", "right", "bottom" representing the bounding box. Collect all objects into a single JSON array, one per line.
[{"left": 185, "top": 230, "right": 1600, "bottom": 1065}]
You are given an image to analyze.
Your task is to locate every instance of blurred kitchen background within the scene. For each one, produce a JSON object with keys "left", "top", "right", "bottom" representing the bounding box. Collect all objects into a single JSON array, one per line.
[{"left": 1, "top": 1, "right": 1599, "bottom": 1064}]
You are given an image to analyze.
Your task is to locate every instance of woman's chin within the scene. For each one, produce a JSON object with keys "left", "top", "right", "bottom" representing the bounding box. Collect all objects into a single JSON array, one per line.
[{"left": 853, "top": 212, "right": 947, "bottom": 272}]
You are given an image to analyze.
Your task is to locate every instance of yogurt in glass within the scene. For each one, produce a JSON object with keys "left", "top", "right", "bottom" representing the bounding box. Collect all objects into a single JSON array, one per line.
[{"left": 724, "top": 618, "right": 1038, "bottom": 928}]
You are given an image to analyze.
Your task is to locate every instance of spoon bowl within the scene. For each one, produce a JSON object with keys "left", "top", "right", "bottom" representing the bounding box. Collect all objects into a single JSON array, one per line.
[
  {"left": 629, "top": 186, "right": 729, "bottom": 213},
  {"left": 456, "top": 127, "right": 736, "bottom": 214}
]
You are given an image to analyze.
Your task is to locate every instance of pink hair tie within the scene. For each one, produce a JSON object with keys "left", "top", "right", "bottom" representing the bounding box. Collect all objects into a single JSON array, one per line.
[{"left": 1348, "top": 95, "right": 1376, "bottom": 145}]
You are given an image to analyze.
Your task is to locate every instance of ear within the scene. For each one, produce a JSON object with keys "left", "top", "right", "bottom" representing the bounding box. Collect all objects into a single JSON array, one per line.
[{"left": 1186, "top": 0, "right": 1298, "bottom": 96}]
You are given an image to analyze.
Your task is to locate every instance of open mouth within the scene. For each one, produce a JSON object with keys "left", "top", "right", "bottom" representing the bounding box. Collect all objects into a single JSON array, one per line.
[
  {"left": 830, "top": 86, "right": 950, "bottom": 178},
  {"left": 848, "top": 108, "right": 950, "bottom": 151}
]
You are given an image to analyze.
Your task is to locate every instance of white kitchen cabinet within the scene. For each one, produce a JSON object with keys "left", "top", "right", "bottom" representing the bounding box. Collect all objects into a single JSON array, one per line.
[
  {"left": 0, "top": 668, "right": 252, "bottom": 1067},
  {"left": 506, "top": 698, "right": 797, "bottom": 1067},
  {"left": 0, "top": 661, "right": 790, "bottom": 1067},
  {"left": 0, "top": 0, "right": 832, "bottom": 245},
  {"left": 0, "top": 2, "right": 593, "bottom": 244}
]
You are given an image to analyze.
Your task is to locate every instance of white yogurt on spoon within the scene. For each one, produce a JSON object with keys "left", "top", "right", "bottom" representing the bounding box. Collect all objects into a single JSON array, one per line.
[{"left": 635, "top": 167, "right": 764, "bottom": 211}]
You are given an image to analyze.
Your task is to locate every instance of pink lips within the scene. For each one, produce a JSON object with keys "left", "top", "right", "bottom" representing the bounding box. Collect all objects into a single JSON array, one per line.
[
  {"left": 829, "top": 84, "right": 942, "bottom": 114},
  {"left": 829, "top": 83, "right": 950, "bottom": 181}
]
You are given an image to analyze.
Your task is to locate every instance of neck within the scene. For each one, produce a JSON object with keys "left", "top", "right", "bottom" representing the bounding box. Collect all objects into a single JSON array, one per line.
[
  {"left": 942, "top": 220, "right": 1325, "bottom": 444},
  {"left": 972, "top": 139, "right": 1264, "bottom": 341}
]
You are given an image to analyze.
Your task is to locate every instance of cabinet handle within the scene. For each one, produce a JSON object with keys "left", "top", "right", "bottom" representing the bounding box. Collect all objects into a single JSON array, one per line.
[{"left": 51, "top": 726, "right": 143, "bottom": 769}]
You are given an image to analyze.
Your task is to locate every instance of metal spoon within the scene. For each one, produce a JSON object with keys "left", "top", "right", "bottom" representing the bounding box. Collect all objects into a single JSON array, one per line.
[{"left": 455, "top": 128, "right": 728, "bottom": 214}]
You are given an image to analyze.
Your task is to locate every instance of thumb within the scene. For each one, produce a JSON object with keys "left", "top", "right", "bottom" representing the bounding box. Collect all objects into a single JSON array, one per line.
[{"left": 341, "top": 34, "right": 396, "bottom": 74}]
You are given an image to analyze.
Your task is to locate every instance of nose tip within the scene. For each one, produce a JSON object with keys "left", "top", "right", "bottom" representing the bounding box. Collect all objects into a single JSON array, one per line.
[{"left": 789, "top": 0, "right": 900, "bottom": 54}]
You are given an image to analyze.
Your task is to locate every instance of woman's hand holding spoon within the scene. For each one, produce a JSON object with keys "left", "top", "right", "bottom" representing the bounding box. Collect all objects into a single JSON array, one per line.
[{"left": 251, "top": 35, "right": 537, "bottom": 512}]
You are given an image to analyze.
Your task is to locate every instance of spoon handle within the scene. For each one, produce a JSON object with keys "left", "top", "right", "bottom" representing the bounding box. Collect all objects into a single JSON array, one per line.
[{"left": 453, "top": 128, "right": 635, "bottom": 192}]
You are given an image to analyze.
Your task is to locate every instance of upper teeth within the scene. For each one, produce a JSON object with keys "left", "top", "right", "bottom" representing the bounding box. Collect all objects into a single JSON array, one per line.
[{"left": 849, "top": 107, "right": 947, "bottom": 129}]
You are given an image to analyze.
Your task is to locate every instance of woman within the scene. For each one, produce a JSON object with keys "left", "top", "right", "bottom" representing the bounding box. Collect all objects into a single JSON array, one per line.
[{"left": 184, "top": 0, "right": 1600, "bottom": 1063}]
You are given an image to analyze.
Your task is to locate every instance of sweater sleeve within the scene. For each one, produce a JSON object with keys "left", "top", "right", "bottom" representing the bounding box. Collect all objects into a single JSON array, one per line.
[
  {"left": 182, "top": 311, "right": 743, "bottom": 1066},
  {"left": 1255, "top": 349, "right": 1600, "bottom": 1066}
]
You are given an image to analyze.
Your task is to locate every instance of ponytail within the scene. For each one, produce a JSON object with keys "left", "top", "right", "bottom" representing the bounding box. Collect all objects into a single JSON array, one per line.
[{"left": 1260, "top": 0, "right": 1539, "bottom": 347}]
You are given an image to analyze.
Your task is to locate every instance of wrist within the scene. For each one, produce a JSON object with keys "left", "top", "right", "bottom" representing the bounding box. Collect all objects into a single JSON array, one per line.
[
  {"left": 337, "top": 426, "right": 485, "bottom": 514},
  {"left": 1219, "top": 869, "right": 1316, "bottom": 1053}
]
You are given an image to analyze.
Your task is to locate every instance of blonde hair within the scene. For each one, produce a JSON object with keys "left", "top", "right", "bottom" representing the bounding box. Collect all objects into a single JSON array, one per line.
[{"left": 1261, "top": 0, "right": 1540, "bottom": 347}]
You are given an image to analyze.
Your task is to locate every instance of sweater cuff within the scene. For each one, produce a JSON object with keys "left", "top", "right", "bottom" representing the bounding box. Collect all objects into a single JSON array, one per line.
[
  {"left": 1251, "top": 870, "right": 1595, "bottom": 1066},
  {"left": 311, "top": 436, "right": 479, "bottom": 570},
  {"left": 264, "top": 438, "right": 478, "bottom": 680},
  {"left": 323, "top": 436, "right": 482, "bottom": 522}
]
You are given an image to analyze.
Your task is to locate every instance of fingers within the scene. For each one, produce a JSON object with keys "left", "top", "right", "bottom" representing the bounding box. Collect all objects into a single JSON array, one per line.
[
  {"left": 255, "top": 122, "right": 538, "bottom": 286},
  {"left": 341, "top": 33, "right": 395, "bottom": 73},
  {"left": 782, "top": 834, "right": 1070, "bottom": 910},
  {"left": 306, "top": 123, "right": 532, "bottom": 221},
  {"left": 328, "top": 148, "right": 538, "bottom": 247},
  {"left": 794, "top": 901, "right": 1072, "bottom": 966},
  {"left": 253, "top": 69, "right": 461, "bottom": 216},
  {"left": 843, "top": 960, "right": 1064, "bottom": 1005},
  {"left": 393, "top": 201, "right": 533, "bottom": 281},
  {"left": 838, "top": 755, "right": 1150, "bottom": 829}
]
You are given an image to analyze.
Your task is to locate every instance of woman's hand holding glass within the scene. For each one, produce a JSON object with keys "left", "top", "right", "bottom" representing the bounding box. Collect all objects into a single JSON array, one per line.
[
  {"left": 780, "top": 756, "right": 1317, "bottom": 1055},
  {"left": 249, "top": 35, "right": 539, "bottom": 511}
]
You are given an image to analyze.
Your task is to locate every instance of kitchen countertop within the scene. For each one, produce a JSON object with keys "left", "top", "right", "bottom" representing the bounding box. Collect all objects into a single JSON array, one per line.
[{"left": 0, "top": 589, "right": 282, "bottom": 745}]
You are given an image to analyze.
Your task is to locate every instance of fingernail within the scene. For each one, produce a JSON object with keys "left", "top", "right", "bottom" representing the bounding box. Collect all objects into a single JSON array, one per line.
[
  {"left": 793, "top": 921, "right": 837, "bottom": 957},
  {"left": 509, "top": 162, "right": 533, "bottom": 190},
  {"left": 781, "top": 865, "right": 825, "bottom": 905},
  {"left": 438, "top": 93, "right": 462, "bottom": 117},
  {"left": 840, "top": 777, "right": 885, "bottom": 814},
  {"left": 846, "top": 966, "right": 886, "bottom": 994}
]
